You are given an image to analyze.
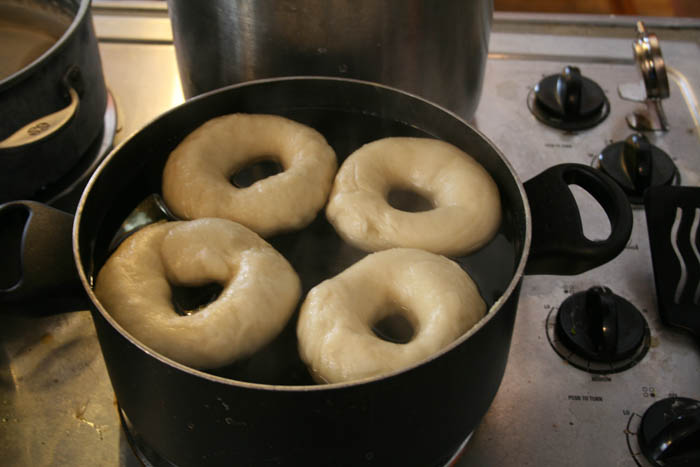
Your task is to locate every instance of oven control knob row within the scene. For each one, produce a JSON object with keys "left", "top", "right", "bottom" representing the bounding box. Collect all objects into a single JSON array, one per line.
[
  {"left": 529, "top": 66, "right": 610, "bottom": 131},
  {"left": 638, "top": 397, "right": 700, "bottom": 467},
  {"left": 555, "top": 286, "right": 646, "bottom": 362}
]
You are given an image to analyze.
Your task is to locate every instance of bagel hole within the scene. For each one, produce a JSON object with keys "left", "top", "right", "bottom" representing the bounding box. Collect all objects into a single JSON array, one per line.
[
  {"left": 387, "top": 187, "right": 434, "bottom": 212},
  {"left": 171, "top": 282, "right": 223, "bottom": 316},
  {"left": 372, "top": 311, "right": 415, "bottom": 344},
  {"left": 230, "top": 158, "right": 283, "bottom": 188}
]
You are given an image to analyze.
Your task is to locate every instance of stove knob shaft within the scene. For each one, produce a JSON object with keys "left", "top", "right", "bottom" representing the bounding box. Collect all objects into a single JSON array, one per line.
[
  {"left": 531, "top": 66, "right": 610, "bottom": 130},
  {"left": 555, "top": 286, "right": 646, "bottom": 362},
  {"left": 638, "top": 397, "right": 700, "bottom": 467}
]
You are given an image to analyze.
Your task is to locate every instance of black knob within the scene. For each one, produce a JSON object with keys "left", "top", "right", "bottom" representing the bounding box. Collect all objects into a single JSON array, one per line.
[
  {"left": 638, "top": 397, "right": 700, "bottom": 467},
  {"left": 555, "top": 286, "right": 647, "bottom": 363},
  {"left": 598, "top": 133, "right": 678, "bottom": 204},
  {"left": 530, "top": 66, "right": 610, "bottom": 131},
  {"left": 556, "top": 66, "right": 583, "bottom": 118}
]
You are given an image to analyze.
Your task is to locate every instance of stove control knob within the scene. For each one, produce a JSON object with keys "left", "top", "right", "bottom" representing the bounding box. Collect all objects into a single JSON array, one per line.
[
  {"left": 555, "top": 286, "right": 646, "bottom": 362},
  {"left": 638, "top": 397, "right": 700, "bottom": 467},
  {"left": 530, "top": 66, "right": 610, "bottom": 130},
  {"left": 598, "top": 133, "right": 677, "bottom": 204}
]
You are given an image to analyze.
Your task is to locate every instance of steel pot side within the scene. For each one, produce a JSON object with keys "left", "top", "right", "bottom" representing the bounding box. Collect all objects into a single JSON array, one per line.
[{"left": 167, "top": 0, "right": 493, "bottom": 120}]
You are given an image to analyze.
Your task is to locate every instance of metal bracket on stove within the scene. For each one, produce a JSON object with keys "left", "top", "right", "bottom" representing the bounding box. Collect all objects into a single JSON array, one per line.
[{"left": 618, "top": 21, "right": 670, "bottom": 132}]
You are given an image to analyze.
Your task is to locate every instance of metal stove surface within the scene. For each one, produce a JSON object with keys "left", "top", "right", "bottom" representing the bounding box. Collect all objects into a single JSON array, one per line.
[{"left": 1, "top": 4, "right": 699, "bottom": 466}]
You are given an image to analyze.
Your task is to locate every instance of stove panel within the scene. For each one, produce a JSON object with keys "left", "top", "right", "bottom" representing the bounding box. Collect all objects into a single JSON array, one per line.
[{"left": 459, "top": 21, "right": 700, "bottom": 466}]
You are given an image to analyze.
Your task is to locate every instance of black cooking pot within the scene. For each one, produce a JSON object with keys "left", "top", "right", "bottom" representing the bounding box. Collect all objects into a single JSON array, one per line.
[
  {"left": 0, "top": 0, "right": 107, "bottom": 203},
  {"left": 0, "top": 77, "right": 632, "bottom": 466}
]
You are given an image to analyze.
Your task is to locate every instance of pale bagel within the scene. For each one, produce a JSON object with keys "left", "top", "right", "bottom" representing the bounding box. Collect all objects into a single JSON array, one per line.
[
  {"left": 94, "top": 218, "right": 301, "bottom": 369},
  {"left": 297, "top": 248, "right": 486, "bottom": 384},
  {"left": 326, "top": 137, "right": 501, "bottom": 256},
  {"left": 162, "top": 113, "right": 337, "bottom": 237}
]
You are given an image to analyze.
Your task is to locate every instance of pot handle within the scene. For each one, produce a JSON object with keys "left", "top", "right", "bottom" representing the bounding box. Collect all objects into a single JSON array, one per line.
[
  {"left": 523, "top": 163, "right": 633, "bottom": 275},
  {"left": 0, "top": 66, "right": 81, "bottom": 150},
  {"left": 0, "top": 200, "right": 82, "bottom": 303}
]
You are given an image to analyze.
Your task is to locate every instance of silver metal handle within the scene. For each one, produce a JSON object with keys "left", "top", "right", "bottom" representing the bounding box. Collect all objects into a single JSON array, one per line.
[
  {"left": 623, "top": 21, "right": 671, "bottom": 132},
  {"left": 634, "top": 21, "right": 670, "bottom": 101}
]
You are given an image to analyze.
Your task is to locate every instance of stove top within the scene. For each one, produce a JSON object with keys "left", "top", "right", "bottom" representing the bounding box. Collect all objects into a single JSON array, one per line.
[{"left": 1, "top": 4, "right": 699, "bottom": 466}]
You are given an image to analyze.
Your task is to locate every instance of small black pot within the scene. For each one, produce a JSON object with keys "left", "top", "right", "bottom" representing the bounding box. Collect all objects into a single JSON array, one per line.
[
  {"left": 0, "top": 77, "right": 632, "bottom": 466},
  {"left": 0, "top": 0, "right": 107, "bottom": 203}
]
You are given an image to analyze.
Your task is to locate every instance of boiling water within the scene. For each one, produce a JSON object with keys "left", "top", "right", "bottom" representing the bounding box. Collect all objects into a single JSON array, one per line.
[
  {"left": 91, "top": 108, "right": 522, "bottom": 386},
  {"left": 0, "top": 2, "right": 72, "bottom": 81}
]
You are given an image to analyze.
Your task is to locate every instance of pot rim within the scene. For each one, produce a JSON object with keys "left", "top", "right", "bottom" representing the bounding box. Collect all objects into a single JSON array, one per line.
[
  {"left": 74, "top": 75, "right": 533, "bottom": 392},
  {"left": 0, "top": 0, "right": 89, "bottom": 91}
]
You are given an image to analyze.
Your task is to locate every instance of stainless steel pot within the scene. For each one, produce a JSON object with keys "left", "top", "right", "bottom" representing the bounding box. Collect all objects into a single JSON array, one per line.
[
  {"left": 0, "top": 77, "right": 632, "bottom": 466},
  {"left": 0, "top": 0, "right": 107, "bottom": 203},
  {"left": 166, "top": 0, "right": 493, "bottom": 119}
]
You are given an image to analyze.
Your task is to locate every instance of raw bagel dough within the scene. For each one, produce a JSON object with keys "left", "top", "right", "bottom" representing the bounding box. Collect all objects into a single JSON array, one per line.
[
  {"left": 297, "top": 248, "right": 486, "bottom": 384},
  {"left": 326, "top": 137, "right": 501, "bottom": 256},
  {"left": 94, "top": 218, "right": 301, "bottom": 369},
  {"left": 162, "top": 113, "right": 337, "bottom": 237}
]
